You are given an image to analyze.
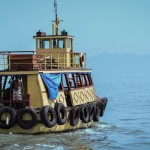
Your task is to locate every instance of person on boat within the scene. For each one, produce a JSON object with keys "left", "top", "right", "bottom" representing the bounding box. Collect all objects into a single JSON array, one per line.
[
  {"left": 9, "top": 76, "right": 23, "bottom": 100},
  {"left": 68, "top": 74, "right": 74, "bottom": 88}
]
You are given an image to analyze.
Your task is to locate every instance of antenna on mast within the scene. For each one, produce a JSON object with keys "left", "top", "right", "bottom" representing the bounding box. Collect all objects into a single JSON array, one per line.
[
  {"left": 52, "top": 0, "right": 63, "bottom": 35},
  {"left": 54, "top": 0, "right": 58, "bottom": 17}
]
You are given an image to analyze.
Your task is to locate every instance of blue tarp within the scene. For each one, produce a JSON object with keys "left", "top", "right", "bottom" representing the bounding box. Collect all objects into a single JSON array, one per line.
[{"left": 40, "top": 73, "right": 61, "bottom": 100}]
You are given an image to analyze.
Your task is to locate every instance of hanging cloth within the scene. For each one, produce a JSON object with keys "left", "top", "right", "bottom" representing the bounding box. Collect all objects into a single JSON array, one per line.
[{"left": 40, "top": 73, "right": 61, "bottom": 100}]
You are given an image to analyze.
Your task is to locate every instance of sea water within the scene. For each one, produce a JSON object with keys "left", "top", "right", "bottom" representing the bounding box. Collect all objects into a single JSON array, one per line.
[{"left": 0, "top": 78, "right": 150, "bottom": 150}]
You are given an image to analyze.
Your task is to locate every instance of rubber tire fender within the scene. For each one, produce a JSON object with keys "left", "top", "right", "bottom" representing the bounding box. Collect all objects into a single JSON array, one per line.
[
  {"left": 70, "top": 106, "right": 80, "bottom": 126},
  {"left": 88, "top": 103, "right": 95, "bottom": 122},
  {"left": 100, "top": 97, "right": 108, "bottom": 117},
  {"left": 80, "top": 104, "right": 89, "bottom": 123},
  {"left": 55, "top": 103, "right": 67, "bottom": 125},
  {"left": 0, "top": 106, "right": 16, "bottom": 129},
  {"left": 99, "top": 102, "right": 104, "bottom": 117},
  {"left": 102, "top": 97, "right": 108, "bottom": 111},
  {"left": 93, "top": 103, "right": 100, "bottom": 122},
  {"left": 41, "top": 105, "right": 57, "bottom": 128},
  {"left": 16, "top": 108, "right": 37, "bottom": 129}
]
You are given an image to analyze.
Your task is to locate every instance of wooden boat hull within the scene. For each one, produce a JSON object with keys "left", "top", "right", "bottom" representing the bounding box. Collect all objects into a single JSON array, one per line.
[{"left": 0, "top": 121, "right": 93, "bottom": 134}]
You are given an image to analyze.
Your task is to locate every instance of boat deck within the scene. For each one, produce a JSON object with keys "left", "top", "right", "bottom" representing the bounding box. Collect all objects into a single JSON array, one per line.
[{"left": 0, "top": 51, "right": 86, "bottom": 71}]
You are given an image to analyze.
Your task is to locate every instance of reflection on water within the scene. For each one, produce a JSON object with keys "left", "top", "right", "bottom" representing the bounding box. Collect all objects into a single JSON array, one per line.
[{"left": 0, "top": 78, "right": 150, "bottom": 150}]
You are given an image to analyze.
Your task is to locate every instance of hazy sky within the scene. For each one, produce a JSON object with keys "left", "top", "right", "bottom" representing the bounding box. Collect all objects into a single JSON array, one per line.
[{"left": 0, "top": 0, "right": 150, "bottom": 56}]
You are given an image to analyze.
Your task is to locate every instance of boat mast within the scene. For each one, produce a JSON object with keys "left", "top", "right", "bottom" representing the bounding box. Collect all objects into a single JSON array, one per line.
[{"left": 52, "top": 0, "right": 62, "bottom": 35}]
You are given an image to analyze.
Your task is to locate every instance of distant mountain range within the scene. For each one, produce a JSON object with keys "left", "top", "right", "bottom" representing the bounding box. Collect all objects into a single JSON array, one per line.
[{"left": 87, "top": 53, "right": 150, "bottom": 79}]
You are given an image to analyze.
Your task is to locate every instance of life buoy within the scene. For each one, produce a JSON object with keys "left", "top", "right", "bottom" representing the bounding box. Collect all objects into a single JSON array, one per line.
[
  {"left": 80, "top": 104, "right": 89, "bottom": 123},
  {"left": 70, "top": 106, "right": 80, "bottom": 126},
  {"left": 16, "top": 108, "right": 37, "bottom": 129},
  {"left": 93, "top": 103, "right": 100, "bottom": 122},
  {"left": 79, "top": 53, "right": 85, "bottom": 67},
  {"left": 0, "top": 106, "right": 16, "bottom": 129},
  {"left": 88, "top": 103, "right": 95, "bottom": 122},
  {"left": 55, "top": 103, "right": 67, "bottom": 125},
  {"left": 41, "top": 105, "right": 57, "bottom": 128}
]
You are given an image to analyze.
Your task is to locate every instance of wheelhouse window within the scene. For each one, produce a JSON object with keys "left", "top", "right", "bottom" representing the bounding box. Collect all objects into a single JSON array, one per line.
[
  {"left": 36, "top": 37, "right": 73, "bottom": 50},
  {"left": 66, "top": 39, "right": 73, "bottom": 50},
  {"left": 37, "top": 39, "right": 50, "bottom": 49},
  {"left": 52, "top": 39, "right": 65, "bottom": 49}
]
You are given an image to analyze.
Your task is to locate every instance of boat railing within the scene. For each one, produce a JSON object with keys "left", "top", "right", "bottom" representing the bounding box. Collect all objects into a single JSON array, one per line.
[{"left": 0, "top": 51, "right": 86, "bottom": 71}]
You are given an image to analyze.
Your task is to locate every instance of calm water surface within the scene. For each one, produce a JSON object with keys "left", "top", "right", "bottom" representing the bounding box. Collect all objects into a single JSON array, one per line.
[{"left": 0, "top": 78, "right": 150, "bottom": 150}]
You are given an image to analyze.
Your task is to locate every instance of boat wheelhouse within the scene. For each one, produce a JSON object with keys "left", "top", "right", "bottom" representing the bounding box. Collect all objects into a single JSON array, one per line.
[{"left": 0, "top": 0, "right": 107, "bottom": 134}]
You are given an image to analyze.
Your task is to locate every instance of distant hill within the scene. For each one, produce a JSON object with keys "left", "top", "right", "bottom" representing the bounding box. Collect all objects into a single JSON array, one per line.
[{"left": 87, "top": 53, "right": 150, "bottom": 79}]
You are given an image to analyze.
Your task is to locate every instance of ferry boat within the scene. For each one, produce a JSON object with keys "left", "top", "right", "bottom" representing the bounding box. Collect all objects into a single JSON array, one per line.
[{"left": 0, "top": 1, "right": 108, "bottom": 134}]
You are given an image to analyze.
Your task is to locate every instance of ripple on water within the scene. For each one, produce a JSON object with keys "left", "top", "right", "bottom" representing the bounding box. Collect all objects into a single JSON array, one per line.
[{"left": 1, "top": 79, "right": 150, "bottom": 150}]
